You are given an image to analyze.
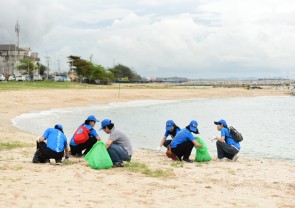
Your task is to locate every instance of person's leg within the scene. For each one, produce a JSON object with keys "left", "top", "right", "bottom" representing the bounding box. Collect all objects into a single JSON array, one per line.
[
  {"left": 182, "top": 141, "right": 194, "bottom": 160},
  {"left": 171, "top": 142, "right": 188, "bottom": 161},
  {"left": 216, "top": 141, "right": 239, "bottom": 159},
  {"left": 77, "top": 137, "right": 97, "bottom": 155},
  {"left": 163, "top": 140, "right": 172, "bottom": 148},
  {"left": 38, "top": 142, "right": 51, "bottom": 161},
  {"left": 107, "top": 144, "right": 129, "bottom": 165},
  {"left": 216, "top": 141, "right": 225, "bottom": 159},
  {"left": 69, "top": 145, "right": 82, "bottom": 156}
]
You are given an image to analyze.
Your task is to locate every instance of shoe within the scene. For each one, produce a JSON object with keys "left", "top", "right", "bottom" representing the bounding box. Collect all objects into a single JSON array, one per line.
[
  {"left": 113, "top": 163, "right": 124, "bottom": 168},
  {"left": 232, "top": 154, "right": 238, "bottom": 162},
  {"left": 172, "top": 154, "right": 181, "bottom": 161},
  {"left": 183, "top": 158, "right": 193, "bottom": 163},
  {"left": 55, "top": 159, "right": 62, "bottom": 165}
]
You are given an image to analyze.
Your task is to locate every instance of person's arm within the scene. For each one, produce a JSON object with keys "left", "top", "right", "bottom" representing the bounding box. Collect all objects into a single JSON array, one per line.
[
  {"left": 216, "top": 136, "right": 225, "bottom": 142},
  {"left": 159, "top": 136, "right": 167, "bottom": 147},
  {"left": 64, "top": 147, "right": 70, "bottom": 159},
  {"left": 105, "top": 139, "right": 113, "bottom": 149},
  {"left": 192, "top": 139, "right": 202, "bottom": 148},
  {"left": 96, "top": 136, "right": 101, "bottom": 141}
]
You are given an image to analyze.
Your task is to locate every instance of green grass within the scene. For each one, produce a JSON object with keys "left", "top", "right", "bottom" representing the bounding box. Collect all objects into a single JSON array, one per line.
[
  {"left": 125, "top": 161, "right": 174, "bottom": 177},
  {"left": 0, "top": 81, "right": 212, "bottom": 91},
  {"left": 62, "top": 159, "right": 76, "bottom": 166},
  {"left": 170, "top": 161, "right": 184, "bottom": 168},
  {"left": 0, "top": 141, "right": 34, "bottom": 151},
  {"left": 0, "top": 81, "right": 106, "bottom": 91}
]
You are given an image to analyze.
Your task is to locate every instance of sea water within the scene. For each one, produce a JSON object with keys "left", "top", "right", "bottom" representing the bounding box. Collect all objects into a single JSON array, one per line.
[{"left": 12, "top": 96, "right": 295, "bottom": 161}]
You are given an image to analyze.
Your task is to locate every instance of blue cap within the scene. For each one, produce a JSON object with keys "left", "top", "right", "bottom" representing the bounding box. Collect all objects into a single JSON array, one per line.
[
  {"left": 86, "top": 115, "right": 99, "bottom": 122},
  {"left": 189, "top": 120, "right": 198, "bottom": 132},
  {"left": 214, "top": 119, "right": 227, "bottom": 127},
  {"left": 100, "top": 119, "right": 112, "bottom": 130},
  {"left": 55, "top": 124, "right": 63, "bottom": 130},
  {"left": 166, "top": 120, "right": 175, "bottom": 131}
]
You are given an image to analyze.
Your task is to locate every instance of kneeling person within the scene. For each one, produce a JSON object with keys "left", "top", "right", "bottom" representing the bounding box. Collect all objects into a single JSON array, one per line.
[
  {"left": 32, "top": 124, "right": 69, "bottom": 164},
  {"left": 101, "top": 119, "right": 133, "bottom": 167},
  {"left": 70, "top": 115, "right": 101, "bottom": 157}
]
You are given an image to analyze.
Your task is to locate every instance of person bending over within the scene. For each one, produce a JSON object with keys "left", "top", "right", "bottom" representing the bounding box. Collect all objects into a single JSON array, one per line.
[
  {"left": 156, "top": 120, "right": 181, "bottom": 152},
  {"left": 170, "top": 120, "right": 202, "bottom": 162},
  {"left": 32, "top": 124, "right": 69, "bottom": 165},
  {"left": 101, "top": 119, "right": 133, "bottom": 167},
  {"left": 70, "top": 115, "right": 101, "bottom": 157}
]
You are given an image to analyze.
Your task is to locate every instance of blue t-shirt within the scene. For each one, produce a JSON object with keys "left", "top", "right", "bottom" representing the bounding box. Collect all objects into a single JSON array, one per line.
[
  {"left": 70, "top": 124, "right": 99, "bottom": 146},
  {"left": 221, "top": 128, "right": 240, "bottom": 150},
  {"left": 170, "top": 128, "right": 195, "bottom": 149},
  {"left": 164, "top": 127, "right": 181, "bottom": 138},
  {"left": 42, "top": 128, "right": 68, "bottom": 153}
]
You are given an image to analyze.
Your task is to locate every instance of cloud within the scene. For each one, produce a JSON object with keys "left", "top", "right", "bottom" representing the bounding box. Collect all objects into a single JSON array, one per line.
[{"left": 0, "top": 0, "right": 294, "bottom": 78}]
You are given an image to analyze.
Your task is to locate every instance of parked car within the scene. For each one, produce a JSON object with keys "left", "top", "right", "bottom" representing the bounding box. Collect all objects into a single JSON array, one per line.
[
  {"left": 8, "top": 75, "right": 16, "bottom": 81},
  {"left": 33, "top": 75, "right": 43, "bottom": 81},
  {"left": 0, "top": 74, "right": 5, "bottom": 81},
  {"left": 15, "top": 75, "right": 27, "bottom": 81},
  {"left": 54, "top": 75, "right": 64, "bottom": 82}
]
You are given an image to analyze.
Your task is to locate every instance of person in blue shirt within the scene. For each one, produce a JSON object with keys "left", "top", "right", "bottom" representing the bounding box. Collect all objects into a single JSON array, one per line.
[
  {"left": 32, "top": 124, "right": 69, "bottom": 165},
  {"left": 170, "top": 120, "right": 202, "bottom": 162},
  {"left": 213, "top": 119, "right": 240, "bottom": 161},
  {"left": 70, "top": 115, "right": 102, "bottom": 157},
  {"left": 156, "top": 120, "right": 181, "bottom": 152}
]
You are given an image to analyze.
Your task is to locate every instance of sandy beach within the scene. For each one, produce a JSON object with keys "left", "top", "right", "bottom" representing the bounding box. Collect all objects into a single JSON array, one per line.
[{"left": 0, "top": 86, "right": 294, "bottom": 208}]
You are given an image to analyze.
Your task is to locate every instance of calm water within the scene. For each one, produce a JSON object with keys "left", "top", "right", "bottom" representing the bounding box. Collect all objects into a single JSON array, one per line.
[{"left": 12, "top": 96, "right": 295, "bottom": 161}]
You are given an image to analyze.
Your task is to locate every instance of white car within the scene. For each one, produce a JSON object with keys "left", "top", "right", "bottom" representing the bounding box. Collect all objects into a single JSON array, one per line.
[
  {"left": 0, "top": 74, "right": 5, "bottom": 81},
  {"left": 33, "top": 75, "right": 43, "bottom": 81},
  {"left": 15, "top": 75, "right": 27, "bottom": 81},
  {"left": 8, "top": 75, "right": 16, "bottom": 81}
]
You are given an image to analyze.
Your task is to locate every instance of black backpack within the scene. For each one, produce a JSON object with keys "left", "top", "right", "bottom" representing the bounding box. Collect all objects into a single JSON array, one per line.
[{"left": 228, "top": 126, "right": 243, "bottom": 142}]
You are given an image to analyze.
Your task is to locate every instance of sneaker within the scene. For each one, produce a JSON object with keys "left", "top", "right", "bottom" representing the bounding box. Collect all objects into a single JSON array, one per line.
[
  {"left": 55, "top": 159, "right": 62, "bottom": 165},
  {"left": 232, "top": 154, "right": 238, "bottom": 162},
  {"left": 183, "top": 158, "right": 193, "bottom": 163},
  {"left": 113, "top": 163, "right": 124, "bottom": 168}
]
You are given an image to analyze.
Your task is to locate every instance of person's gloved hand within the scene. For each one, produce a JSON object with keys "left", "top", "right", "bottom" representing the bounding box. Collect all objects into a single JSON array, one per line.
[{"left": 156, "top": 146, "right": 162, "bottom": 152}]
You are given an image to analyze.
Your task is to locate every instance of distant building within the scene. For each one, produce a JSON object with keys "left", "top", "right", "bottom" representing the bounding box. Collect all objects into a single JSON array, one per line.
[{"left": 0, "top": 44, "right": 39, "bottom": 75}]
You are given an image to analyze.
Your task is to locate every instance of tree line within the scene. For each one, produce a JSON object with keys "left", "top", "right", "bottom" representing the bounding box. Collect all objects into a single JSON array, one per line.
[
  {"left": 68, "top": 56, "right": 142, "bottom": 83},
  {"left": 16, "top": 56, "right": 143, "bottom": 83}
]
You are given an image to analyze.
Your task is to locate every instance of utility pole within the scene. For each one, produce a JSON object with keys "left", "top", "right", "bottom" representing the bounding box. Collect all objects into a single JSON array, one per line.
[
  {"left": 45, "top": 56, "right": 50, "bottom": 80},
  {"left": 90, "top": 54, "right": 93, "bottom": 63},
  {"left": 15, "top": 20, "right": 20, "bottom": 75},
  {"left": 57, "top": 59, "right": 61, "bottom": 73}
]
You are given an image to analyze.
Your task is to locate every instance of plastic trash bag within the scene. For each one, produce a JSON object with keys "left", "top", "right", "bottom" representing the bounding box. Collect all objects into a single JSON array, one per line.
[
  {"left": 194, "top": 137, "right": 212, "bottom": 162},
  {"left": 85, "top": 141, "right": 113, "bottom": 169}
]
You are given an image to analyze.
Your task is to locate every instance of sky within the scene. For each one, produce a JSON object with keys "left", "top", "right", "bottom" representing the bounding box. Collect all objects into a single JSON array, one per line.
[{"left": 0, "top": 0, "right": 295, "bottom": 79}]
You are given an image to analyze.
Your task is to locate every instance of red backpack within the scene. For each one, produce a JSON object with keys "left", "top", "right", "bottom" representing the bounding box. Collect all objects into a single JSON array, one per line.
[{"left": 73, "top": 125, "right": 92, "bottom": 144}]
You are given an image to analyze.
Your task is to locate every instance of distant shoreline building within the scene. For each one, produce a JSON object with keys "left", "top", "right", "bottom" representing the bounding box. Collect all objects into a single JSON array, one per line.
[{"left": 0, "top": 44, "right": 39, "bottom": 75}]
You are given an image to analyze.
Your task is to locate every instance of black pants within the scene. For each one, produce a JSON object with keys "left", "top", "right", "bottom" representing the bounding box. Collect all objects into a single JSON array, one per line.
[
  {"left": 163, "top": 140, "right": 172, "bottom": 148},
  {"left": 39, "top": 142, "right": 64, "bottom": 160},
  {"left": 171, "top": 141, "right": 194, "bottom": 161},
  {"left": 216, "top": 141, "right": 239, "bottom": 159},
  {"left": 70, "top": 136, "right": 97, "bottom": 155}
]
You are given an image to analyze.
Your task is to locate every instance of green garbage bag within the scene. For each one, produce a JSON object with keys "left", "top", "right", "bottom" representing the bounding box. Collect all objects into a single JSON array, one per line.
[
  {"left": 85, "top": 141, "right": 113, "bottom": 169},
  {"left": 194, "top": 137, "right": 212, "bottom": 162}
]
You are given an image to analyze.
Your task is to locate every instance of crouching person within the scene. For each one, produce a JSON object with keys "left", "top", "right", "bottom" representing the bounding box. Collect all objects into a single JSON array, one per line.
[
  {"left": 101, "top": 119, "right": 133, "bottom": 167},
  {"left": 69, "top": 115, "right": 101, "bottom": 157},
  {"left": 170, "top": 120, "right": 202, "bottom": 162},
  {"left": 32, "top": 124, "right": 69, "bottom": 165}
]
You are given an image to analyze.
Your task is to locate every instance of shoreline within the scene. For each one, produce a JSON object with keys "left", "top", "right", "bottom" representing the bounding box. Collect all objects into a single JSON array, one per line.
[{"left": 1, "top": 88, "right": 294, "bottom": 207}]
